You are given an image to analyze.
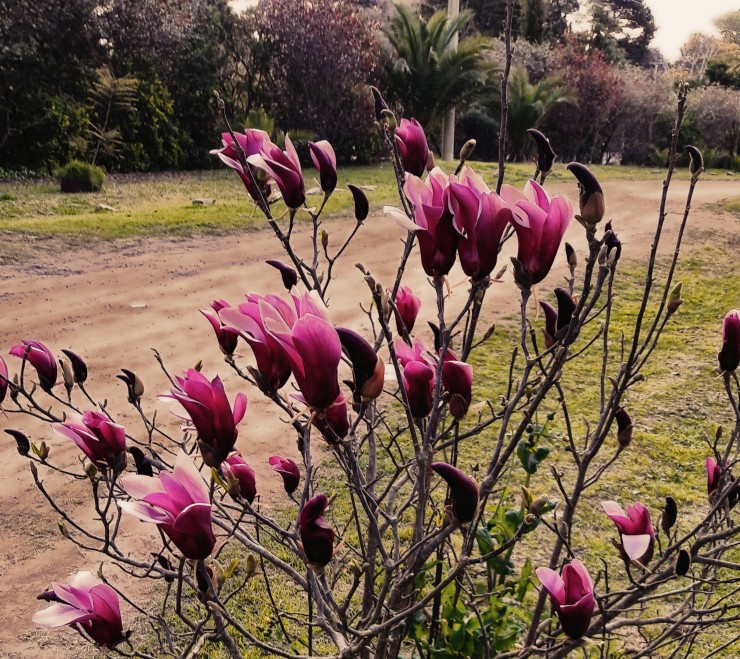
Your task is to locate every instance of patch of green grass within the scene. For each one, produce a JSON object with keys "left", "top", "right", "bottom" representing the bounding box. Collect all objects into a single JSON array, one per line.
[{"left": 719, "top": 195, "right": 740, "bottom": 216}]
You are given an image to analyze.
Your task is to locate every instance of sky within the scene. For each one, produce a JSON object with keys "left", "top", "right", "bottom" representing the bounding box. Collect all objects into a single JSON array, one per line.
[
  {"left": 646, "top": 0, "right": 738, "bottom": 60},
  {"left": 232, "top": 1, "right": 738, "bottom": 62}
]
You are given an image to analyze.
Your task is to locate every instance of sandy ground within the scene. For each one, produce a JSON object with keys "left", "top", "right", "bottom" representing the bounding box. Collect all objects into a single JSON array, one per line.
[{"left": 0, "top": 177, "right": 738, "bottom": 657}]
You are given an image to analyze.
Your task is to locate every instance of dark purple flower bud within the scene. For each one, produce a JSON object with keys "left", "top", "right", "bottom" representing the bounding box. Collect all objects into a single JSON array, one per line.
[
  {"left": 567, "top": 162, "right": 605, "bottom": 229},
  {"left": 266, "top": 260, "right": 299, "bottom": 290},
  {"left": 602, "top": 500, "right": 655, "bottom": 564},
  {"left": 316, "top": 395, "right": 350, "bottom": 442},
  {"left": 554, "top": 288, "right": 576, "bottom": 339},
  {"left": 6, "top": 429, "right": 30, "bottom": 456},
  {"left": 428, "top": 322, "right": 442, "bottom": 352},
  {"left": 615, "top": 407, "right": 633, "bottom": 447},
  {"left": 395, "top": 118, "right": 429, "bottom": 178},
  {"left": 269, "top": 456, "right": 300, "bottom": 494},
  {"left": 402, "top": 360, "right": 435, "bottom": 419},
  {"left": 536, "top": 560, "right": 595, "bottom": 639},
  {"left": 120, "top": 452, "right": 216, "bottom": 560},
  {"left": 0, "top": 356, "right": 8, "bottom": 404},
  {"left": 540, "top": 301, "right": 558, "bottom": 349},
  {"left": 527, "top": 128, "right": 556, "bottom": 177},
  {"left": 299, "top": 493, "right": 335, "bottom": 567},
  {"left": 117, "top": 369, "right": 144, "bottom": 403},
  {"left": 394, "top": 286, "right": 421, "bottom": 336},
  {"left": 129, "top": 447, "right": 153, "bottom": 477},
  {"left": 308, "top": 141, "right": 338, "bottom": 195},
  {"left": 431, "top": 462, "right": 479, "bottom": 523},
  {"left": 347, "top": 184, "right": 369, "bottom": 222},
  {"left": 224, "top": 452, "right": 257, "bottom": 504},
  {"left": 718, "top": 309, "right": 740, "bottom": 373},
  {"left": 201, "top": 301, "right": 239, "bottom": 356},
  {"left": 441, "top": 352, "right": 473, "bottom": 420},
  {"left": 152, "top": 553, "right": 175, "bottom": 582},
  {"left": 370, "top": 86, "right": 388, "bottom": 122},
  {"left": 33, "top": 571, "right": 126, "bottom": 647},
  {"left": 604, "top": 221, "right": 622, "bottom": 264},
  {"left": 337, "top": 327, "right": 384, "bottom": 402},
  {"left": 686, "top": 145, "right": 704, "bottom": 177},
  {"left": 60, "top": 349, "right": 87, "bottom": 383},
  {"left": 9, "top": 340, "right": 57, "bottom": 391},
  {"left": 661, "top": 496, "right": 677, "bottom": 535}
]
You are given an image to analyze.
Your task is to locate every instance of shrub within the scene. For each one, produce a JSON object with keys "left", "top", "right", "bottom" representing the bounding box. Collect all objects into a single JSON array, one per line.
[{"left": 55, "top": 160, "right": 105, "bottom": 192}]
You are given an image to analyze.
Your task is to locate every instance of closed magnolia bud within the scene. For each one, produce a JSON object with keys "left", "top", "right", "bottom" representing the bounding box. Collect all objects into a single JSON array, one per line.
[
  {"left": 57, "top": 521, "right": 70, "bottom": 538},
  {"left": 84, "top": 461, "right": 98, "bottom": 481},
  {"left": 565, "top": 242, "right": 577, "bottom": 270},
  {"left": 616, "top": 407, "right": 633, "bottom": 448},
  {"left": 321, "top": 230, "right": 329, "bottom": 250},
  {"left": 30, "top": 461, "right": 38, "bottom": 479},
  {"left": 530, "top": 494, "right": 550, "bottom": 516},
  {"left": 426, "top": 150, "right": 436, "bottom": 172},
  {"left": 60, "top": 359, "right": 75, "bottom": 392},
  {"left": 6, "top": 429, "right": 30, "bottom": 456},
  {"left": 686, "top": 145, "right": 703, "bottom": 178},
  {"left": 194, "top": 359, "right": 203, "bottom": 372},
  {"left": 675, "top": 548, "right": 691, "bottom": 576},
  {"left": 661, "top": 496, "right": 677, "bottom": 535},
  {"left": 568, "top": 162, "right": 605, "bottom": 229},
  {"left": 245, "top": 553, "right": 258, "bottom": 577},
  {"left": 459, "top": 139, "right": 476, "bottom": 163},
  {"left": 381, "top": 108, "right": 397, "bottom": 130},
  {"left": 347, "top": 184, "right": 369, "bottom": 222},
  {"left": 61, "top": 349, "right": 88, "bottom": 383},
  {"left": 667, "top": 282, "right": 683, "bottom": 314}
]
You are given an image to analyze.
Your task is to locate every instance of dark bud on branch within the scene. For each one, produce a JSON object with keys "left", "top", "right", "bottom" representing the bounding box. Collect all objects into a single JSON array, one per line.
[
  {"left": 667, "top": 282, "right": 683, "bottom": 315},
  {"left": 527, "top": 128, "right": 556, "bottom": 179},
  {"left": 266, "top": 260, "right": 298, "bottom": 290},
  {"left": 370, "top": 86, "right": 388, "bottom": 122},
  {"left": 616, "top": 407, "right": 633, "bottom": 448},
  {"left": 60, "top": 349, "right": 87, "bottom": 383},
  {"left": 347, "top": 184, "right": 369, "bottom": 222},
  {"left": 459, "top": 139, "right": 476, "bottom": 163},
  {"left": 565, "top": 242, "right": 577, "bottom": 270},
  {"left": 6, "top": 429, "right": 30, "bottom": 456},
  {"left": 117, "top": 369, "right": 144, "bottom": 403},
  {"left": 675, "top": 549, "right": 691, "bottom": 576},
  {"left": 661, "top": 496, "right": 677, "bottom": 535},
  {"left": 567, "top": 162, "right": 605, "bottom": 231},
  {"left": 686, "top": 145, "right": 704, "bottom": 179}
]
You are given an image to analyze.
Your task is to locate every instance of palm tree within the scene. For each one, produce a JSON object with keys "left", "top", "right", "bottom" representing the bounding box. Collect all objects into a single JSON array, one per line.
[
  {"left": 381, "top": 4, "right": 496, "bottom": 143},
  {"left": 505, "top": 69, "right": 572, "bottom": 161}
]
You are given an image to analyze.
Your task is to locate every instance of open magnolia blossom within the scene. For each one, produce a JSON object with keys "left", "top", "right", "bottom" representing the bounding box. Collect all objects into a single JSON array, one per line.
[
  {"left": 33, "top": 571, "right": 125, "bottom": 647},
  {"left": 247, "top": 134, "right": 306, "bottom": 210},
  {"left": 602, "top": 500, "right": 655, "bottom": 564},
  {"left": 53, "top": 411, "right": 127, "bottom": 472},
  {"left": 536, "top": 559, "right": 595, "bottom": 639},
  {"left": 119, "top": 451, "right": 215, "bottom": 561}
]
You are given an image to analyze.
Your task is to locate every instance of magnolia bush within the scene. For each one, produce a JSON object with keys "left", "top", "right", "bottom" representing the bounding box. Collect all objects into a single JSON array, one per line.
[{"left": 2, "top": 76, "right": 740, "bottom": 659}]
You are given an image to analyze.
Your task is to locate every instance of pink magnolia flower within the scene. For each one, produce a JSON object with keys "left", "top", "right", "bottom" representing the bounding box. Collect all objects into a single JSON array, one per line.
[
  {"left": 441, "top": 350, "right": 473, "bottom": 420},
  {"left": 120, "top": 451, "right": 215, "bottom": 560},
  {"left": 211, "top": 130, "right": 272, "bottom": 203},
  {"left": 248, "top": 135, "right": 306, "bottom": 209},
  {"left": 395, "top": 118, "right": 429, "bottom": 177},
  {"left": 602, "top": 500, "right": 654, "bottom": 564},
  {"left": 308, "top": 140, "right": 338, "bottom": 194},
  {"left": 269, "top": 455, "right": 301, "bottom": 494},
  {"left": 536, "top": 559, "right": 595, "bottom": 639},
  {"left": 431, "top": 462, "right": 479, "bottom": 523},
  {"left": 718, "top": 309, "right": 740, "bottom": 373},
  {"left": 201, "top": 300, "right": 239, "bottom": 356},
  {"left": 403, "top": 360, "right": 435, "bottom": 419},
  {"left": 165, "top": 369, "right": 247, "bottom": 466},
  {"left": 706, "top": 456, "right": 738, "bottom": 508},
  {"left": 33, "top": 571, "right": 125, "bottom": 647},
  {"left": 9, "top": 339, "right": 57, "bottom": 391},
  {"left": 501, "top": 180, "right": 573, "bottom": 287},
  {"left": 0, "top": 356, "right": 8, "bottom": 404},
  {"left": 448, "top": 167, "right": 513, "bottom": 280},
  {"left": 385, "top": 168, "right": 457, "bottom": 277},
  {"left": 224, "top": 452, "right": 257, "bottom": 504},
  {"left": 394, "top": 286, "right": 422, "bottom": 336},
  {"left": 299, "top": 493, "right": 335, "bottom": 567},
  {"left": 53, "top": 411, "right": 127, "bottom": 472}
]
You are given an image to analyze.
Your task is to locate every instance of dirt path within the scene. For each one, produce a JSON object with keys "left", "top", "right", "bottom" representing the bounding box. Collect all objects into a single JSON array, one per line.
[{"left": 0, "top": 178, "right": 738, "bottom": 657}]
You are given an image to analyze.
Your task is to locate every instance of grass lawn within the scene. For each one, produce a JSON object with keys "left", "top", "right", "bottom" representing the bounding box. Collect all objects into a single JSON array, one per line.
[{"left": 0, "top": 162, "right": 735, "bottom": 242}]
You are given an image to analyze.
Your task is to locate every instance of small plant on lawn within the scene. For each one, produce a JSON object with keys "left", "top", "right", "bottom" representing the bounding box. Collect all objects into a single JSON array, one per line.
[
  {"left": 55, "top": 159, "right": 106, "bottom": 193},
  {"left": 2, "top": 5, "right": 740, "bottom": 658}
]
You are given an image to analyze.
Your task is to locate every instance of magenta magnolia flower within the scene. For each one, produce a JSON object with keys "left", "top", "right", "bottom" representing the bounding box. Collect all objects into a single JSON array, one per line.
[
  {"left": 261, "top": 294, "right": 342, "bottom": 411},
  {"left": 248, "top": 135, "right": 306, "bottom": 209},
  {"left": 269, "top": 455, "right": 301, "bottom": 494},
  {"left": 395, "top": 118, "right": 429, "bottom": 177},
  {"left": 224, "top": 452, "right": 257, "bottom": 504},
  {"left": 120, "top": 451, "right": 215, "bottom": 560},
  {"left": 9, "top": 340, "right": 57, "bottom": 391},
  {"left": 431, "top": 462, "right": 479, "bottom": 523},
  {"left": 706, "top": 457, "right": 738, "bottom": 508},
  {"left": 602, "top": 500, "right": 655, "bottom": 564},
  {"left": 718, "top": 309, "right": 740, "bottom": 373},
  {"left": 536, "top": 559, "right": 595, "bottom": 639},
  {"left": 501, "top": 180, "right": 573, "bottom": 287},
  {"left": 388, "top": 169, "right": 458, "bottom": 277},
  {"left": 448, "top": 167, "right": 513, "bottom": 280},
  {"left": 201, "top": 300, "right": 239, "bottom": 356},
  {"left": 33, "top": 571, "right": 125, "bottom": 647},
  {"left": 219, "top": 294, "right": 293, "bottom": 392},
  {"left": 211, "top": 130, "right": 272, "bottom": 202},
  {"left": 403, "top": 360, "right": 435, "bottom": 419},
  {"left": 0, "top": 356, "right": 8, "bottom": 404},
  {"left": 299, "top": 493, "right": 335, "bottom": 567},
  {"left": 53, "top": 411, "right": 127, "bottom": 472},
  {"left": 165, "top": 369, "right": 247, "bottom": 466},
  {"left": 441, "top": 350, "right": 473, "bottom": 420},
  {"left": 308, "top": 140, "right": 338, "bottom": 194},
  {"left": 394, "top": 286, "right": 422, "bottom": 335}
]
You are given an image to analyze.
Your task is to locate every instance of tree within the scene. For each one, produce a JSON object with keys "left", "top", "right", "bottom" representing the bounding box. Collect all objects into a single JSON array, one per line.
[
  {"left": 715, "top": 10, "right": 740, "bottom": 47},
  {"left": 381, "top": 4, "right": 496, "bottom": 141},
  {"left": 519, "top": 0, "right": 546, "bottom": 44},
  {"left": 584, "top": 0, "right": 656, "bottom": 64}
]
